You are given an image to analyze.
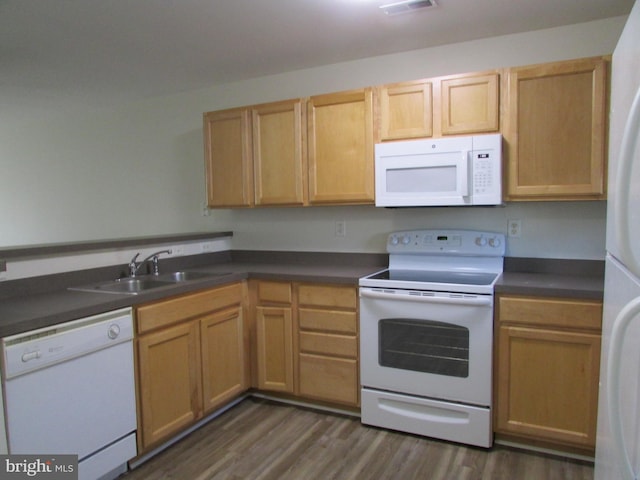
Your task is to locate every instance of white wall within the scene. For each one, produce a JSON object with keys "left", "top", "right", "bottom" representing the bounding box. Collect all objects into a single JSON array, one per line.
[{"left": 0, "top": 17, "right": 626, "bottom": 260}]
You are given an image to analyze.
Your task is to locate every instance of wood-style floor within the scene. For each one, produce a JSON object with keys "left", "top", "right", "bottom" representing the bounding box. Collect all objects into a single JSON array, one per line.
[{"left": 122, "top": 398, "right": 594, "bottom": 480}]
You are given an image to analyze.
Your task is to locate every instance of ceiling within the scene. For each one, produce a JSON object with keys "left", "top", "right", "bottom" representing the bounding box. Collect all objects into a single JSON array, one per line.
[{"left": 0, "top": 0, "right": 634, "bottom": 119}]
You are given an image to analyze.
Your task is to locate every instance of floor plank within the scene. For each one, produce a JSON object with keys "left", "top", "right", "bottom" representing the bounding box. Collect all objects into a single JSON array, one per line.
[{"left": 122, "top": 398, "right": 594, "bottom": 480}]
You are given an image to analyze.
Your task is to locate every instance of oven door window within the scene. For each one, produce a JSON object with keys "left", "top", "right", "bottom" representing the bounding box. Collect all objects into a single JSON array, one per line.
[{"left": 379, "top": 318, "right": 469, "bottom": 378}]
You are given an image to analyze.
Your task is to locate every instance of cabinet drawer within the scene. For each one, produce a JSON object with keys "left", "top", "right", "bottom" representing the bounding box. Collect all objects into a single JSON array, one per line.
[
  {"left": 137, "top": 283, "right": 243, "bottom": 334},
  {"left": 498, "top": 295, "right": 602, "bottom": 330},
  {"left": 298, "top": 353, "right": 359, "bottom": 406},
  {"left": 298, "top": 308, "right": 357, "bottom": 334},
  {"left": 299, "top": 331, "right": 357, "bottom": 358},
  {"left": 298, "top": 284, "right": 356, "bottom": 309},
  {"left": 257, "top": 281, "right": 292, "bottom": 304}
]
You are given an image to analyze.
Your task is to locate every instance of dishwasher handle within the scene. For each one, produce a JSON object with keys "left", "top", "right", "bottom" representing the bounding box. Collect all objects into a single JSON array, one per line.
[{"left": 359, "top": 288, "right": 493, "bottom": 307}]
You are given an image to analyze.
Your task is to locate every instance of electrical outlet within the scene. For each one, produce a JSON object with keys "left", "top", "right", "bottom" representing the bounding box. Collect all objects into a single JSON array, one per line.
[
  {"left": 201, "top": 202, "right": 210, "bottom": 217},
  {"left": 508, "top": 219, "right": 522, "bottom": 238},
  {"left": 172, "top": 245, "right": 185, "bottom": 256},
  {"left": 335, "top": 220, "right": 346, "bottom": 237}
]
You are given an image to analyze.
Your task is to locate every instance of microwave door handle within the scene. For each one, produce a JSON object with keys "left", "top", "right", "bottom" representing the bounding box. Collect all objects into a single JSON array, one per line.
[{"left": 459, "top": 150, "right": 470, "bottom": 197}]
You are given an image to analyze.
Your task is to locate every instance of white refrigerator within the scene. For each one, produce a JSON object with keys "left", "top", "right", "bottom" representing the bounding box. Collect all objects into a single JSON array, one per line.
[{"left": 595, "top": 1, "right": 640, "bottom": 479}]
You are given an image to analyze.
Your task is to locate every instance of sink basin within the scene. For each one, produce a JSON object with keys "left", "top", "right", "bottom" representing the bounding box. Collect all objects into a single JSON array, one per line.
[
  {"left": 69, "top": 277, "right": 173, "bottom": 295},
  {"left": 153, "top": 271, "right": 229, "bottom": 282},
  {"left": 68, "top": 271, "right": 230, "bottom": 295}
]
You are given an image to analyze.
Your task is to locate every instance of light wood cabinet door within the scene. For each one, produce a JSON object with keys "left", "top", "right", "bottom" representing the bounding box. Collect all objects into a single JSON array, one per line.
[
  {"left": 201, "top": 305, "right": 247, "bottom": 413},
  {"left": 495, "top": 294, "right": 603, "bottom": 453},
  {"left": 379, "top": 81, "right": 433, "bottom": 140},
  {"left": 307, "top": 88, "right": 374, "bottom": 204},
  {"left": 255, "top": 305, "right": 294, "bottom": 392},
  {"left": 252, "top": 99, "right": 306, "bottom": 206},
  {"left": 137, "top": 320, "right": 201, "bottom": 449},
  {"left": 496, "top": 325, "right": 601, "bottom": 449},
  {"left": 440, "top": 72, "right": 499, "bottom": 135},
  {"left": 203, "top": 108, "right": 253, "bottom": 207},
  {"left": 505, "top": 57, "right": 608, "bottom": 200}
]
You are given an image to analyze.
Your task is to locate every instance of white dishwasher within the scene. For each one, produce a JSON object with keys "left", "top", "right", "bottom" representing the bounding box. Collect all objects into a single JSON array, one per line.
[{"left": 2, "top": 308, "right": 137, "bottom": 480}]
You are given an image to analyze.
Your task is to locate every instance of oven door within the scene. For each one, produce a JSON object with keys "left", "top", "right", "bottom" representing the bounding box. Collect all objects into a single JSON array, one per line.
[{"left": 360, "top": 286, "right": 493, "bottom": 406}]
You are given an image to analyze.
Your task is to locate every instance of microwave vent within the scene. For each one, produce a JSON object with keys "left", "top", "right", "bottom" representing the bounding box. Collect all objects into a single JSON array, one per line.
[{"left": 380, "top": 0, "right": 437, "bottom": 16}]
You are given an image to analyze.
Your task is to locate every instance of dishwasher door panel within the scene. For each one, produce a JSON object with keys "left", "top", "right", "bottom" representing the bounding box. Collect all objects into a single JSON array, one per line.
[{"left": 5, "top": 340, "right": 136, "bottom": 459}]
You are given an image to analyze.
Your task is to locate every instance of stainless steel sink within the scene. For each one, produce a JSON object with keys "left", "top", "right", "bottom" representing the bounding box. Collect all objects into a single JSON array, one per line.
[
  {"left": 153, "top": 271, "right": 229, "bottom": 282},
  {"left": 68, "top": 271, "right": 230, "bottom": 295},
  {"left": 69, "top": 277, "right": 173, "bottom": 295}
]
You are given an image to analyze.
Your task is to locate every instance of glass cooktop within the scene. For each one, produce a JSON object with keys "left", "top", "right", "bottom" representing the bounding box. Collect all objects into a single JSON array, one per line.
[{"left": 365, "top": 269, "right": 499, "bottom": 286}]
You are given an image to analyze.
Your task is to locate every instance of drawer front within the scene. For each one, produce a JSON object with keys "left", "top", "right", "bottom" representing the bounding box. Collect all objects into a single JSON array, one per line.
[
  {"left": 298, "top": 284, "right": 356, "bottom": 309},
  {"left": 257, "top": 281, "right": 292, "bottom": 304},
  {"left": 137, "top": 283, "right": 243, "bottom": 334},
  {"left": 498, "top": 295, "right": 602, "bottom": 330},
  {"left": 298, "top": 308, "right": 357, "bottom": 334},
  {"left": 298, "top": 353, "right": 359, "bottom": 406},
  {"left": 299, "top": 331, "right": 357, "bottom": 358}
]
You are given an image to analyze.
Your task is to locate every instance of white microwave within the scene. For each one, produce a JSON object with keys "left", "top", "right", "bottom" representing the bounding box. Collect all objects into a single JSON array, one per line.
[{"left": 375, "top": 133, "right": 502, "bottom": 207}]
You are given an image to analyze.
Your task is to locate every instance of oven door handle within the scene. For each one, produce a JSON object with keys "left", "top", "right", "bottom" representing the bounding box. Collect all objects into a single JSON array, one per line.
[{"left": 360, "top": 289, "right": 492, "bottom": 306}]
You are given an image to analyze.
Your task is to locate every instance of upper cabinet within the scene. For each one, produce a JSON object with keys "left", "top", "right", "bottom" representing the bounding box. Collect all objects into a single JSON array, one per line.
[
  {"left": 204, "top": 99, "right": 305, "bottom": 208},
  {"left": 252, "top": 99, "right": 306, "bottom": 206},
  {"left": 504, "top": 57, "right": 608, "bottom": 201},
  {"left": 378, "top": 80, "right": 433, "bottom": 140},
  {"left": 203, "top": 108, "right": 253, "bottom": 207},
  {"left": 204, "top": 90, "right": 374, "bottom": 208},
  {"left": 377, "top": 71, "right": 500, "bottom": 141},
  {"left": 307, "top": 88, "right": 375, "bottom": 204},
  {"left": 440, "top": 72, "right": 500, "bottom": 135}
]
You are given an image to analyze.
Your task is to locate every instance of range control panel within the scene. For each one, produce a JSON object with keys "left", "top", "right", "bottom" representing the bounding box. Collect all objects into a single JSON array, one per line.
[{"left": 387, "top": 229, "right": 505, "bottom": 257}]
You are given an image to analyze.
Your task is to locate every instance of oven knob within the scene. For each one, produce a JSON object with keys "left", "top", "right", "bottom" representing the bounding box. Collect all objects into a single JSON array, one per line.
[
  {"left": 489, "top": 237, "right": 502, "bottom": 248},
  {"left": 389, "top": 235, "right": 399, "bottom": 246},
  {"left": 401, "top": 235, "right": 411, "bottom": 245},
  {"left": 475, "top": 236, "right": 487, "bottom": 246}
]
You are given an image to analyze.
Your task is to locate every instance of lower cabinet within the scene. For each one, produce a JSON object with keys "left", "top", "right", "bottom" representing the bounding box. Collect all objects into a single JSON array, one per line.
[
  {"left": 251, "top": 280, "right": 360, "bottom": 408},
  {"left": 254, "top": 281, "right": 294, "bottom": 393},
  {"left": 297, "top": 284, "right": 359, "bottom": 407},
  {"left": 494, "top": 294, "right": 603, "bottom": 454},
  {"left": 135, "top": 283, "right": 248, "bottom": 451}
]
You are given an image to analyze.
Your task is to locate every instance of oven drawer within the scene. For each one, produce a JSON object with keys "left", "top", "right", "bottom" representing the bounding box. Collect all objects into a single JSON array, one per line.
[{"left": 361, "top": 388, "right": 492, "bottom": 448}]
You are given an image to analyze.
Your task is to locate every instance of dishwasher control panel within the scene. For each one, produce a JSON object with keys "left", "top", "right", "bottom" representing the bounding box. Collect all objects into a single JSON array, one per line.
[{"left": 2, "top": 307, "right": 133, "bottom": 379}]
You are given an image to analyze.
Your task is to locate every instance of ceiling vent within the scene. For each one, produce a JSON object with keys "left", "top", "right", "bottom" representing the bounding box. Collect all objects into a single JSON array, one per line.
[{"left": 379, "top": 0, "right": 437, "bottom": 16}]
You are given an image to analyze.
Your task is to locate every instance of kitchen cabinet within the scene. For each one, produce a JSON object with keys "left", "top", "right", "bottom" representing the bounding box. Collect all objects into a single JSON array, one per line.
[
  {"left": 204, "top": 99, "right": 305, "bottom": 207},
  {"left": 135, "top": 283, "right": 248, "bottom": 451},
  {"left": 504, "top": 56, "right": 608, "bottom": 200},
  {"left": 494, "top": 294, "right": 603, "bottom": 454},
  {"left": 377, "top": 70, "right": 500, "bottom": 141},
  {"left": 297, "top": 283, "right": 359, "bottom": 407},
  {"left": 253, "top": 280, "right": 294, "bottom": 393},
  {"left": 252, "top": 99, "right": 306, "bottom": 206},
  {"left": 203, "top": 108, "right": 253, "bottom": 207},
  {"left": 307, "top": 88, "right": 375, "bottom": 204}
]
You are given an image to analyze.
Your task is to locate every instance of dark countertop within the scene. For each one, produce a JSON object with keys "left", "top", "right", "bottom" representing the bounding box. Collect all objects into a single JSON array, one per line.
[
  {"left": 0, "top": 252, "right": 604, "bottom": 338},
  {"left": 495, "top": 272, "right": 604, "bottom": 300},
  {"left": 0, "top": 251, "right": 385, "bottom": 338}
]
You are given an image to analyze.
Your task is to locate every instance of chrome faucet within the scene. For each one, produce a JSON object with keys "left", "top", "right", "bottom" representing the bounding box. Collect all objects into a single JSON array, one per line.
[{"left": 128, "top": 249, "right": 172, "bottom": 277}]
